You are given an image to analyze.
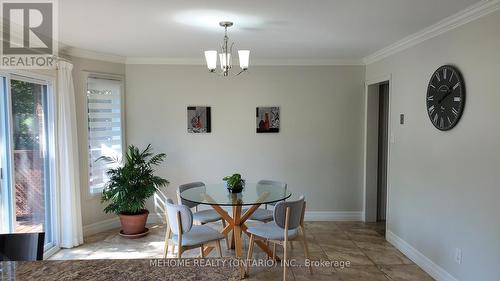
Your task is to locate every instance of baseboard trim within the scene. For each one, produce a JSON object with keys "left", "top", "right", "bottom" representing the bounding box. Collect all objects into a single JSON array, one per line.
[
  {"left": 304, "top": 211, "right": 362, "bottom": 221},
  {"left": 83, "top": 217, "right": 121, "bottom": 237},
  {"left": 386, "top": 230, "right": 458, "bottom": 281},
  {"left": 83, "top": 211, "right": 361, "bottom": 237}
]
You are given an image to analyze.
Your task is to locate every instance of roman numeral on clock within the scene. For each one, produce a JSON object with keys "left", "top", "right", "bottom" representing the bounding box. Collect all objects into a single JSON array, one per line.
[
  {"left": 428, "top": 105, "right": 435, "bottom": 115},
  {"left": 427, "top": 66, "right": 465, "bottom": 131}
]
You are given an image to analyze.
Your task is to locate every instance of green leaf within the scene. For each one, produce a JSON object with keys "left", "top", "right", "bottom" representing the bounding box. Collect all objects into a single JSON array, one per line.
[{"left": 100, "top": 144, "right": 169, "bottom": 215}]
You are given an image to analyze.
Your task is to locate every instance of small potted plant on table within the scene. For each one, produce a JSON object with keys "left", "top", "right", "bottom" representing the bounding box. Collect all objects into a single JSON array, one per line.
[
  {"left": 223, "top": 173, "right": 245, "bottom": 193},
  {"left": 99, "top": 144, "right": 169, "bottom": 238}
]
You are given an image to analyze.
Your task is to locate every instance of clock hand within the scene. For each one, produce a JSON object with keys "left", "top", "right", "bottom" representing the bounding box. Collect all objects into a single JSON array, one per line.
[{"left": 438, "top": 89, "right": 453, "bottom": 104}]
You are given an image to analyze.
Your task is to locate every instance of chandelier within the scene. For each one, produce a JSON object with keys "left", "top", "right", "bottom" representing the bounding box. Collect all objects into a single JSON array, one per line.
[{"left": 204, "top": 21, "right": 250, "bottom": 76}]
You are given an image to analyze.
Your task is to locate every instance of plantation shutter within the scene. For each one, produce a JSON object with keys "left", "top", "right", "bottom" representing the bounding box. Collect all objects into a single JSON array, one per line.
[{"left": 86, "top": 77, "right": 124, "bottom": 193}]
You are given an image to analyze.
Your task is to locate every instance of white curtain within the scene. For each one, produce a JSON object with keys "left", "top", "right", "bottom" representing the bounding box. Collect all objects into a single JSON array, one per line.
[{"left": 57, "top": 61, "right": 84, "bottom": 248}]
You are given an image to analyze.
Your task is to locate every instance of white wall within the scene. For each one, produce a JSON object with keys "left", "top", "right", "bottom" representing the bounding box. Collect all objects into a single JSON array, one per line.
[
  {"left": 70, "top": 56, "right": 126, "bottom": 226},
  {"left": 366, "top": 9, "right": 500, "bottom": 281},
  {"left": 125, "top": 65, "right": 365, "bottom": 214}
]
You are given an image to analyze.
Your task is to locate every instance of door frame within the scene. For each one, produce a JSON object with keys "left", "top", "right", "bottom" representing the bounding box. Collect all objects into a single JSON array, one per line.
[
  {"left": 0, "top": 70, "right": 60, "bottom": 256},
  {"left": 363, "top": 74, "right": 392, "bottom": 230},
  {"left": 0, "top": 73, "right": 13, "bottom": 233}
]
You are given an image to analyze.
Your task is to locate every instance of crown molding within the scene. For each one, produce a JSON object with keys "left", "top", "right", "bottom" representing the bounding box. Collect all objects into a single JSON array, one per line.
[
  {"left": 363, "top": 0, "right": 500, "bottom": 65},
  {"left": 125, "top": 57, "right": 364, "bottom": 66},
  {"left": 60, "top": 47, "right": 126, "bottom": 64},
  {"left": 125, "top": 57, "right": 203, "bottom": 65},
  {"left": 250, "top": 58, "right": 364, "bottom": 66}
]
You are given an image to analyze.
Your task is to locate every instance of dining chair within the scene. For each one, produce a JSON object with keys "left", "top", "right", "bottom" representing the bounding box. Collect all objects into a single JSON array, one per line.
[
  {"left": 0, "top": 232, "right": 45, "bottom": 261},
  {"left": 177, "top": 181, "right": 230, "bottom": 248},
  {"left": 163, "top": 198, "right": 224, "bottom": 258},
  {"left": 246, "top": 196, "right": 311, "bottom": 281},
  {"left": 247, "top": 180, "right": 287, "bottom": 222}
]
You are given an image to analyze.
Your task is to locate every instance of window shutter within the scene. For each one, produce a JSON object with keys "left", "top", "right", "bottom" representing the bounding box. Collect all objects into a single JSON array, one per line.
[{"left": 86, "top": 77, "right": 123, "bottom": 193}]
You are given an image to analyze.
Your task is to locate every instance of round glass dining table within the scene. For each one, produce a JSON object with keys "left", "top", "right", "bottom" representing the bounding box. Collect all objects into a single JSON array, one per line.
[
  {"left": 179, "top": 182, "right": 291, "bottom": 266},
  {"left": 180, "top": 182, "right": 291, "bottom": 207}
]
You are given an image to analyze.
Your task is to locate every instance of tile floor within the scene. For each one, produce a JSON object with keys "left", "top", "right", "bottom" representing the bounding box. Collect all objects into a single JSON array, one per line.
[{"left": 50, "top": 221, "right": 434, "bottom": 281}]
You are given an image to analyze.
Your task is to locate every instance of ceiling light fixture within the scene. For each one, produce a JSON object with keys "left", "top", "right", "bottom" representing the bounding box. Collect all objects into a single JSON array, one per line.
[{"left": 204, "top": 21, "right": 249, "bottom": 76}]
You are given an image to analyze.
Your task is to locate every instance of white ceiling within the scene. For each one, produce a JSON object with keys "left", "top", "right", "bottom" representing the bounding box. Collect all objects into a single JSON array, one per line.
[{"left": 59, "top": 0, "right": 482, "bottom": 63}]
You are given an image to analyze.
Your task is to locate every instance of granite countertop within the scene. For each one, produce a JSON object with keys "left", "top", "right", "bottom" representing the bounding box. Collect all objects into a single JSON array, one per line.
[{"left": 0, "top": 259, "right": 240, "bottom": 281}]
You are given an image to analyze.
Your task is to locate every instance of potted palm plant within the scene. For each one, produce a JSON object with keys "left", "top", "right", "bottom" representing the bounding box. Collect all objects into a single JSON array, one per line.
[{"left": 99, "top": 144, "right": 169, "bottom": 237}]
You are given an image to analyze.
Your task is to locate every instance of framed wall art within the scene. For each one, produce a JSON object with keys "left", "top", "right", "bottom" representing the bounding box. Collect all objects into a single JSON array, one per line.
[
  {"left": 187, "top": 106, "right": 211, "bottom": 133},
  {"left": 256, "top": 107, "right": 279, "bottom": 133}
]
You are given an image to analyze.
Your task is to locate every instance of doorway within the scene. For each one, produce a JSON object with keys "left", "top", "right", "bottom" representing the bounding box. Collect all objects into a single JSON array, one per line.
[
  {"left": 364, "top": 79, "right": 390, "bottom": 226},
  {"left": 0, "top": 73, "right": 57, "bottom": 254}
]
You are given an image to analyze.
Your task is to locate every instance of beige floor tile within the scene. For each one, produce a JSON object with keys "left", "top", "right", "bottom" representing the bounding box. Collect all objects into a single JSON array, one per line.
[
  {"left": 50, "top": 222, "right": 433, "bottom": 281},
  {"left": 379, "top": 264, "right": 435, "bottom": 281},
  {"left": 292, "top": 264, "right": 342, "bottom": 281},
  {"left": 319, "top": 238, "right": 359, "bottom": 252},
  {"left": 323, "top": 247, "right": 374, "bottom": 266},
  {"left": 246, "top": 264, "right": 294, "bottom": 281},
  {"left": 313, "top": 231, "right": 351, "bottom": 240},
  {"left": 362, "top": 248, "right": 414, "bottom": 265},
  {"left": 336, "top": 265, "right": 390, "bottom": 281},
  {"left": 353, "top": 240, "right": 396, "bottom": 251},
  {"left": 347, "top": 232, "right": 387, "bottom": 243}
]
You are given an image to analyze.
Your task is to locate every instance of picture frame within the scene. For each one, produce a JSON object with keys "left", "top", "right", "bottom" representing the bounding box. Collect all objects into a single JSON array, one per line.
[
  {"left": 187, "top": 106, "right": 211, "bottom": 133},
  {"left": 256, "top": 107, "right": 280, "bottom": 133}
]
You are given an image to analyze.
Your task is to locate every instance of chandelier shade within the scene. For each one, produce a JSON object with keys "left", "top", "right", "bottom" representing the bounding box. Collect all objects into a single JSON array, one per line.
[
  {"left": 204, "top": 50, "right": 217, "bottom": 71},
  {"left": 238, "top": 50, "right": 250, "bottom": 70},
  {"left": 204, "top": 21, "right": 250, "bottom": 76},
  {"left": 219, "top": 53, "right": 231, "bottom": 70}
]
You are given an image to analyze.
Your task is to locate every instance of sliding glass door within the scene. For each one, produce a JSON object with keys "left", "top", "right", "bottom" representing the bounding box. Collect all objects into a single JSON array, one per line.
[
  {"left": 0, "top": 76, "right": 9, "bottom": 234},
  {"left": 0, "top": 74, "right": 56, "bottom": 252}
]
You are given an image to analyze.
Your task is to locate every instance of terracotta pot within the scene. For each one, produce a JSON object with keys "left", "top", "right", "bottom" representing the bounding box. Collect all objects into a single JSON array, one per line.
[{"left": 119, "top": 210, "right": 149, "bottom": 235}]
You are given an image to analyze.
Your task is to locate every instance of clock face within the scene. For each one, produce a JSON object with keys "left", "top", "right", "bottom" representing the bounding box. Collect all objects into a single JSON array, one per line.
[{"left": 426, "top": 65, "right": 465, "bottom": 131}]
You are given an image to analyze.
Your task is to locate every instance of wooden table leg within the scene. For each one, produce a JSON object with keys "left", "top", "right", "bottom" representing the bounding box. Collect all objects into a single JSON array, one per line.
[
  {"left": 207, "top": 200, "right": 280, "bottom": 262},
  {"left": 233, "top": 205, "right": 242, "bottom": 257},
  {"left": 230, "top": 230, "right": 235, "bottom": 249},
  {"left": 232, "top": 205, "right": 245, "bottom": 279},
  {"left": 231, "top": 207, "right": 238, "bottom": 249}
]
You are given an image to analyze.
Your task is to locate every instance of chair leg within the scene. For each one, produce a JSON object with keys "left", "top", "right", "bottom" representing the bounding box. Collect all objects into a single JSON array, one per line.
[
  {"left": 246, "top": 234, "right": 255, "bottom": 275},
  {"left": 222, "top": 219, "right": 230, "bottom": 249},
  {"left": 163, "top": 226, "right": 171, "bottom": 258},
  {"left": 300, "top": 227, "right": 312, "bottom": 274},
  {"left": 177, "top": 246, "right": 183, "bottom": 258},
  {"left": 265, "top": 241, "right": 270, "bottom": 259},
  {"left": 215, "top": 240, "right": 223, "bottom": 257},
  {"left": 272, "top": 243, "right": 276, "bottom": 261},
  {"left": 283, "top": 241, "right": 288, "bottom": 281},
  {"left": 200, "top": 245, "right": 205, "bottom": 258}
]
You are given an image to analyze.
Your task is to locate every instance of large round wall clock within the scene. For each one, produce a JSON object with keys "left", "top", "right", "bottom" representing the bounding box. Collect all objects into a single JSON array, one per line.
[{"left": 426, "top": 65, "right": 465, "bottom": 131}]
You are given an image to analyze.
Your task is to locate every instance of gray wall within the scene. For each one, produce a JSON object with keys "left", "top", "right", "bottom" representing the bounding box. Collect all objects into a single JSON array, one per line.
[
  {"left": 125, "top": 65, "right": 366, "bottom": 213},
  {"left": 366, "top": 10, "right": 500, "bottom": 281},
  {"left": 364, "top": 83, "right": 380, "bottom": 222}
]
